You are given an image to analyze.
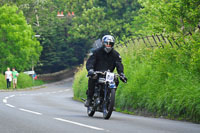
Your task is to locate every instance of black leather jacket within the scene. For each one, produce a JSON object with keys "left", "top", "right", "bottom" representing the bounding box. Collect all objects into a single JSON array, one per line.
[{"left": 86, "top": 47, "right": 124, "bottom": 74}]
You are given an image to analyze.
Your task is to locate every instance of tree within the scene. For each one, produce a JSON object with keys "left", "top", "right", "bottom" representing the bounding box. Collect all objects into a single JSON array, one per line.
[
  {"left": 68, "top": 0, "right": 141, "bottom": 42},
  {"left": 69, "top": 7, "right": 107, "bottom": 41},
  {"left": 0, "top": 0, "right": 142, "bottom": 74},
  {"left": 0, "top": 5, "right": 42, "bottom": 73},
  {"left": 132, "top": 0, "right": 200, "bottom": 35},
  {"left": 35, "top": 16, "right": 79, "bottom": 73}
]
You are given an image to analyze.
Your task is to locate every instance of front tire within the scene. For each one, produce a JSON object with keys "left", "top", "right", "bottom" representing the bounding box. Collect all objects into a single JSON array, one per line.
[{"left": 103, "top": 89, "right": 115, "bottom": 119}]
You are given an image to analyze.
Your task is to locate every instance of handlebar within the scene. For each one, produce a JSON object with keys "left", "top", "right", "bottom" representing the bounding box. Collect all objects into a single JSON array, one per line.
[
  {"left": 89, "top": 70, "right": 120, "bottom": 77},
  {"left": 88, "top": 70, "right": 127, "bottom": 83},
  {"left": 94, "top": 71, "right": 106, "bottom": 75}
]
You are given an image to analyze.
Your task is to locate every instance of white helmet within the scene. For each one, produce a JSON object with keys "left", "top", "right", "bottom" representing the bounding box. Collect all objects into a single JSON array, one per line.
[{"left": 102, "top": 35, "right": 115, "bottom": 53}]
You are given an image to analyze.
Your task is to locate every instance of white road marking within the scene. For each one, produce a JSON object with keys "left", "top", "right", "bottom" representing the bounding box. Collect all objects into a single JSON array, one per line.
[
  {"left": 3, "top": 99, "right": 7, "bottom": 103},
  {"left": 19, "top": 108, "right": 42, "bottom": 115},
  {"left": 9, "top": 95, "right": 15, "bottom": 98},
  {"left": 6, "top": 104, "right": 15, "bottom": 108},
  {"left": 54, "top": 118, "right": 105, "bottom": 131}
]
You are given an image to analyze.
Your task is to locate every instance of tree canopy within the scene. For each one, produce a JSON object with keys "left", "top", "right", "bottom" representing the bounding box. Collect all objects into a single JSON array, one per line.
[
  {"left": 0, "top": 4, "right": 42, "bottom": 73},
  {"left": 132, "top": 0, "right": 200, "bottom": 35},
  {"left": 6, "top": 0, "right": 141, "bottom": 73},
  {"left": 1, "top": 0, "right": 199, "bottom": 74}
]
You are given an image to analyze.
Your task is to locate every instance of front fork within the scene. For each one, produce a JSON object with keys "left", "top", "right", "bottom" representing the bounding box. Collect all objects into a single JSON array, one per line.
[
  {"left": 103, "top": 85, "right": 108, "bottom": 113},
  {"left": 103, "top": 82, "right": 116, "bottom": 113}
]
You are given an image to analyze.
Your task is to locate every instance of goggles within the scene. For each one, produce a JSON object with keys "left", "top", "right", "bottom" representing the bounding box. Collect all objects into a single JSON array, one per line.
[{"left": 104, "top": 41, "right": 114, "bottom": 46}]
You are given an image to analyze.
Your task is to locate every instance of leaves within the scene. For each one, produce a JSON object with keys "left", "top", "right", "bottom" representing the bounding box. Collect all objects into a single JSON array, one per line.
[
  {"left": 134, "top": 0, "right": 200, "bottom": 35},
  {"left": 0, "top": 5, "right": 42, "bottom": 72}
]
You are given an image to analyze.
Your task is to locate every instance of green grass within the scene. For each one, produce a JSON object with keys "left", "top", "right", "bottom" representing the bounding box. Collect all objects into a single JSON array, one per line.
[{"left": 0, "top": 74, "right": 7, "bottom": 89}]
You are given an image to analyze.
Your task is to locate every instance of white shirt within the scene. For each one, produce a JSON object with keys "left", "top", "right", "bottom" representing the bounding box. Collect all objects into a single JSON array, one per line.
[{"left": 5, "top": 71, "right": 12, "bottom": 81}]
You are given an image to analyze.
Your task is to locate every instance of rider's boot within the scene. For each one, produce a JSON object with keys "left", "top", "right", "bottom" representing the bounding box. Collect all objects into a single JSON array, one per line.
[{"left": 84, "top": 97, "right": 92, "bottom": 107}]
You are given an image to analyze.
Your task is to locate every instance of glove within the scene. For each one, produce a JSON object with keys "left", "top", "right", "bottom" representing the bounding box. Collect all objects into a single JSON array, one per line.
[
  {"left": 120, "top": 73, "right": 127, "bottom": 83},
  {"left": 88, "top": 69, "right": 94, "bottom": 77}
]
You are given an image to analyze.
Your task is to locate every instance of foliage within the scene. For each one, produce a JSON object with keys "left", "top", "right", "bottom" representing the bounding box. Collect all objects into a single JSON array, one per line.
[
  {"left": 32, "top": 0, "right": 141, "bottom": 73},
  {"left": 185, "top": 33, "right": 200, "bottom": 73},
  {"left": 69, "top": 7, "right": 106, "bottom": 41},
  {"left": 72, "top": 63, "right": 88, "bottom": 99},
  {"left": 0, "top": 0, "right": 142, "bottom": 73},
  {"left": 35, "top": 16, "right": 80, "bottom": 73},
  {"left": 133, "top": 0, "right": 200, "bottom": 35},
  {"left": 0, "top": 74, "right": 6, "bottom": 89},
  {"left": 0, "top": 5, "right": 42, "bottom": 73},
  {"left": 17, "top": 73, "right": 43, "bottom": 88},
  {"left": 67, "top": 0, "right": 141, "bottom": 39}
]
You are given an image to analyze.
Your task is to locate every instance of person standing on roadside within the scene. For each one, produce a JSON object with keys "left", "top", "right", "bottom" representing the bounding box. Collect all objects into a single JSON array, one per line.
[
  {"left": 12, "top": 68, "right": 19, "bottom": 89},
  {"left": 5, "top": 67, "right": 12, "bottom": 89}
]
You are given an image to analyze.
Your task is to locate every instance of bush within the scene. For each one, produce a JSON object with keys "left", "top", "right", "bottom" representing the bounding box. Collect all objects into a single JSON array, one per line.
[
  {"left": 0, "top": 74, "right": 6, "bottom": 89},
  {"left": 73, "top": 64, "right": 88, "bottom": 100}
]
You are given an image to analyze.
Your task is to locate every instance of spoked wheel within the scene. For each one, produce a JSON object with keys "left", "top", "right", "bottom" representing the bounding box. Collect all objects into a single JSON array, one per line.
[
  {"left": 87, "top": 106, "right": 95, "bottom": 117},
  {"left": 103, "top": 89, "right": 115, "bottom": 119}
]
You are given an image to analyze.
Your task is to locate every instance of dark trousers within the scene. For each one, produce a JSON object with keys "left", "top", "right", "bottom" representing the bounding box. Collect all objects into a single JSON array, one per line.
[
  {"left": 7, "top": 79, "right": 11, "bottom": 89},
  {"left": 87, "top": 78, "right": 97, "bottom": 99}
]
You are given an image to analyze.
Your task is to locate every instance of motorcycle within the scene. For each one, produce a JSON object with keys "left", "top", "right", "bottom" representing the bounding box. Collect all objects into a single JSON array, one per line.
[{"left": 83, "top": 70, "right": 126, "bottom": 119}]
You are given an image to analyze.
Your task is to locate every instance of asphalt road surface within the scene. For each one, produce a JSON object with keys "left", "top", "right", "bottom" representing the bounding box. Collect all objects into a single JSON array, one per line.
[{"left": 0, "top": 78, "right": 200, "bottom": 133}]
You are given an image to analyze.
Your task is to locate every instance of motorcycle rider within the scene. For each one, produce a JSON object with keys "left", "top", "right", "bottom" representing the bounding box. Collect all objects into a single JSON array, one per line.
[{"left": 85, "top": 35, "right": 127, "bottom": 107}]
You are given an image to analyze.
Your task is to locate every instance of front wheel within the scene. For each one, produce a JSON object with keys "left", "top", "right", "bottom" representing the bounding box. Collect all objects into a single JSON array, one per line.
[{"left": 103, "top": 89, "right": 115, "bottom": 119}]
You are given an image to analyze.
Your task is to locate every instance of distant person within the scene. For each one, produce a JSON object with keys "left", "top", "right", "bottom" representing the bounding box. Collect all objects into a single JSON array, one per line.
[
  {"left": 5, "top": 67, "right": 12, "bottom": 89},
  {"left": 12, "top": 68, "right": 19, "bottom": 89}
]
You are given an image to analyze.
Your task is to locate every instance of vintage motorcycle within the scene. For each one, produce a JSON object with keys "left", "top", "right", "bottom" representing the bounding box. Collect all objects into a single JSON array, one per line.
[{"left": 83, "top": 70, "right": 126, "bottom": 119}]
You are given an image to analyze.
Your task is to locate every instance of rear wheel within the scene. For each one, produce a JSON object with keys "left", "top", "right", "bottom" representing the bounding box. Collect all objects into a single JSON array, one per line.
[{"left": 103, "top": 89, "right": 115, "bottom": 119}]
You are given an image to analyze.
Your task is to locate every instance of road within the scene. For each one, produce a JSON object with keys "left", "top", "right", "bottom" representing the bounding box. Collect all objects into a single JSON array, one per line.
[{"left": 0, "top": 77, "right": 199, "bottom": 133}]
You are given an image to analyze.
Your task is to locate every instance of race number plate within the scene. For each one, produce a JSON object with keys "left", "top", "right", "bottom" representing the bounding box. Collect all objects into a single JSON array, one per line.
[{"left": 106, "top": 72, "right": 115, "bottom": 82}]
